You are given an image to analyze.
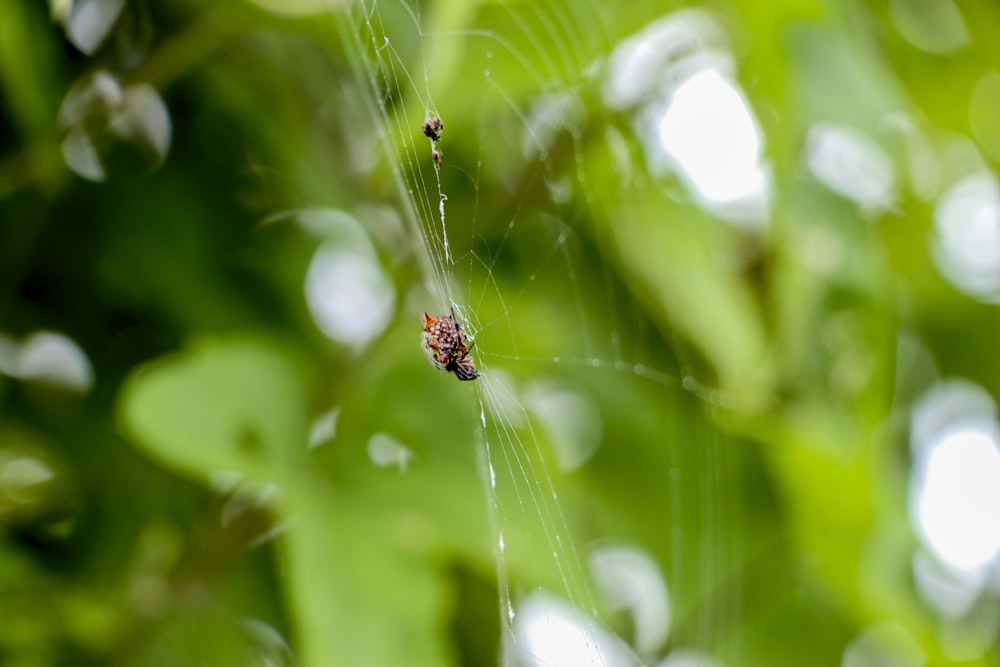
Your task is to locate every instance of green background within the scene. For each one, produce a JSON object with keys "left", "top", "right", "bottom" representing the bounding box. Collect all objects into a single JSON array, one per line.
[{"left": 1, "top": 0, "right": 999, "bottom": 665}]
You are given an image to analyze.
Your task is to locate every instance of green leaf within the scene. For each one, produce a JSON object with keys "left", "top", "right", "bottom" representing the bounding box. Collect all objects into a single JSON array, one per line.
[
  {"left": 120, "top": 334, "right": 458, "bottom": 667},
  {"left": 120, "top": 334, "right": 309, "bottom": 487}
]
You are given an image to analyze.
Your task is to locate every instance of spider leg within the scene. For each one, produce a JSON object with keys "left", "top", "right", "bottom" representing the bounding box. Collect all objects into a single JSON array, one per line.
[{"left": 454, "top": 357, "right": 480, "bottom": 381}]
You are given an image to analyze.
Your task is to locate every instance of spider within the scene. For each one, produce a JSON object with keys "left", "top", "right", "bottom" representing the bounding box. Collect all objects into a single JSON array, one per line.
[
  {"left": 421, "top": 116, "right": 444, "bottom": 142},
  {"left": 431, "top": 148, "right": 443, "bottom": 166},
  {"left": 422, "top": 310, "right": 479, "bottom": 381}
]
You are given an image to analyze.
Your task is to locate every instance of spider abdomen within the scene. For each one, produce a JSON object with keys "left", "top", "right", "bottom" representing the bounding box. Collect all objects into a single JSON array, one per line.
[{"left": 421, "top": 311, "right": 480, "bottom": 381}]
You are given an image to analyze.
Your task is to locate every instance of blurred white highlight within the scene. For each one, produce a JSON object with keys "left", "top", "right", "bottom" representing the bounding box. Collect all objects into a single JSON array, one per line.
[
  {"left": 914, "top": 429, "right": 1000, "bottom": 572},
  {"left": 590, "top": 545, "right": 671, "bottom": 657},
  {"left": 523, "top": 92, "right": 586, "bottom": 160},
  {"left": 604, "top": 10, "right": 730, "bottom": 111},
  {"left": 58, "top": 71, "right": 172, "bottom": 182},
  {"left": 525, "top": 380, "right": 602, "bottom": 471},
  {"left": 657, "top": 70, "right": 769, "bottom": 221},
  {"left": 65, "top": 0, "right": 125, "bottom": 55},
  {"left": 0, "top": 331, "right": 94, "bottom": 392},
  {"left": 366, "top": 433, "right": 415, "bottom": 473},
  {"left": 18, "top": 332, "right": 94, "bottom": 391},
  {"left": 806, "top": 123, "right": 896, "bottom": 215},
  {"left": 306, "top": 245, "right": 394, "bottom": 350},
  {"left": 910, "top": 381, "right": 1000, "bottom": 601},
  {"left": 61, "top": 126, "right": 105, "bottom": 182},
  {"left": 309, "top": 407, "right": 341, "bottom": 450},
  {"left": 932, "top": 171, "right": 1000, "bottom": 302},
  {"left": 605, "top": 10, "right": 770, "bottom": 227},
  {"left": 110, "top": 84, "right": 172, "bottom": 160},
  {"left": 513, "top": 593, "right": 640, "bottom": 667},
  {"left": 295, "top": 210, "right": 395, "bottom": 351}
]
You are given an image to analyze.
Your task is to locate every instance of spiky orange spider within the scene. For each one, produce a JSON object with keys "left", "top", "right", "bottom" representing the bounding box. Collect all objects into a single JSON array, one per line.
[{"left": 421, "top": 310, "right": 479, "bottom": 381}]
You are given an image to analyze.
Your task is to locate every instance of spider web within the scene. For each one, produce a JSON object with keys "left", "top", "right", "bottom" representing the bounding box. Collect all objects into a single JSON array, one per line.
[{"left": 331, "top": 0, "right": 743, "bottom": 664}]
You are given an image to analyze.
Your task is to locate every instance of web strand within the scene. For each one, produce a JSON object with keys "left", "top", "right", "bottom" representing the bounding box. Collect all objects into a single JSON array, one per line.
[{"left": 336, "top": 0, "right": 738, "bottom": 663}]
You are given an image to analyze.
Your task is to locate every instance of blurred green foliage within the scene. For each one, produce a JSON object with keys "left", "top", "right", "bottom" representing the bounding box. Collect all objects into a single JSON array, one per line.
[{"left": 3, "top": 0, "right": 1000, "bottom": 666}]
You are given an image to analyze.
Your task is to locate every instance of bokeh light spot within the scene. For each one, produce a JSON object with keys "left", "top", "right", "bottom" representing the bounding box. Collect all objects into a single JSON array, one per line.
[
  {"left": 590, "top": 544, "right": 671, "bottom": 657},
  {"left": 658, "top": 70, "right": 767, "bottom": 208},
  {"left": 806, "top": 123, "right": 896, "bottom": 214},
  {"left": 605, "top": 11, "right": 769, "bottom": 227},
  {"left": 914, "top": 428, "right": 1000, "bottom": 573},
  {"left": 12, "top": 331, "right": 94, "bottom": 392},
  {"left": 525, "top": 380, "right": 602, "bottom": 471},
  {"left": 306, "top": 243, "right": 395, "bottom": 351},
  {"left": 932, "top": 171, "right": 1000, "bottom": 302},
  {"left": 514, "top": 593, "right": 637, "bottom": 667},
  {"left": 366, "top": 433, "right": 416, "bottom": 473}
]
